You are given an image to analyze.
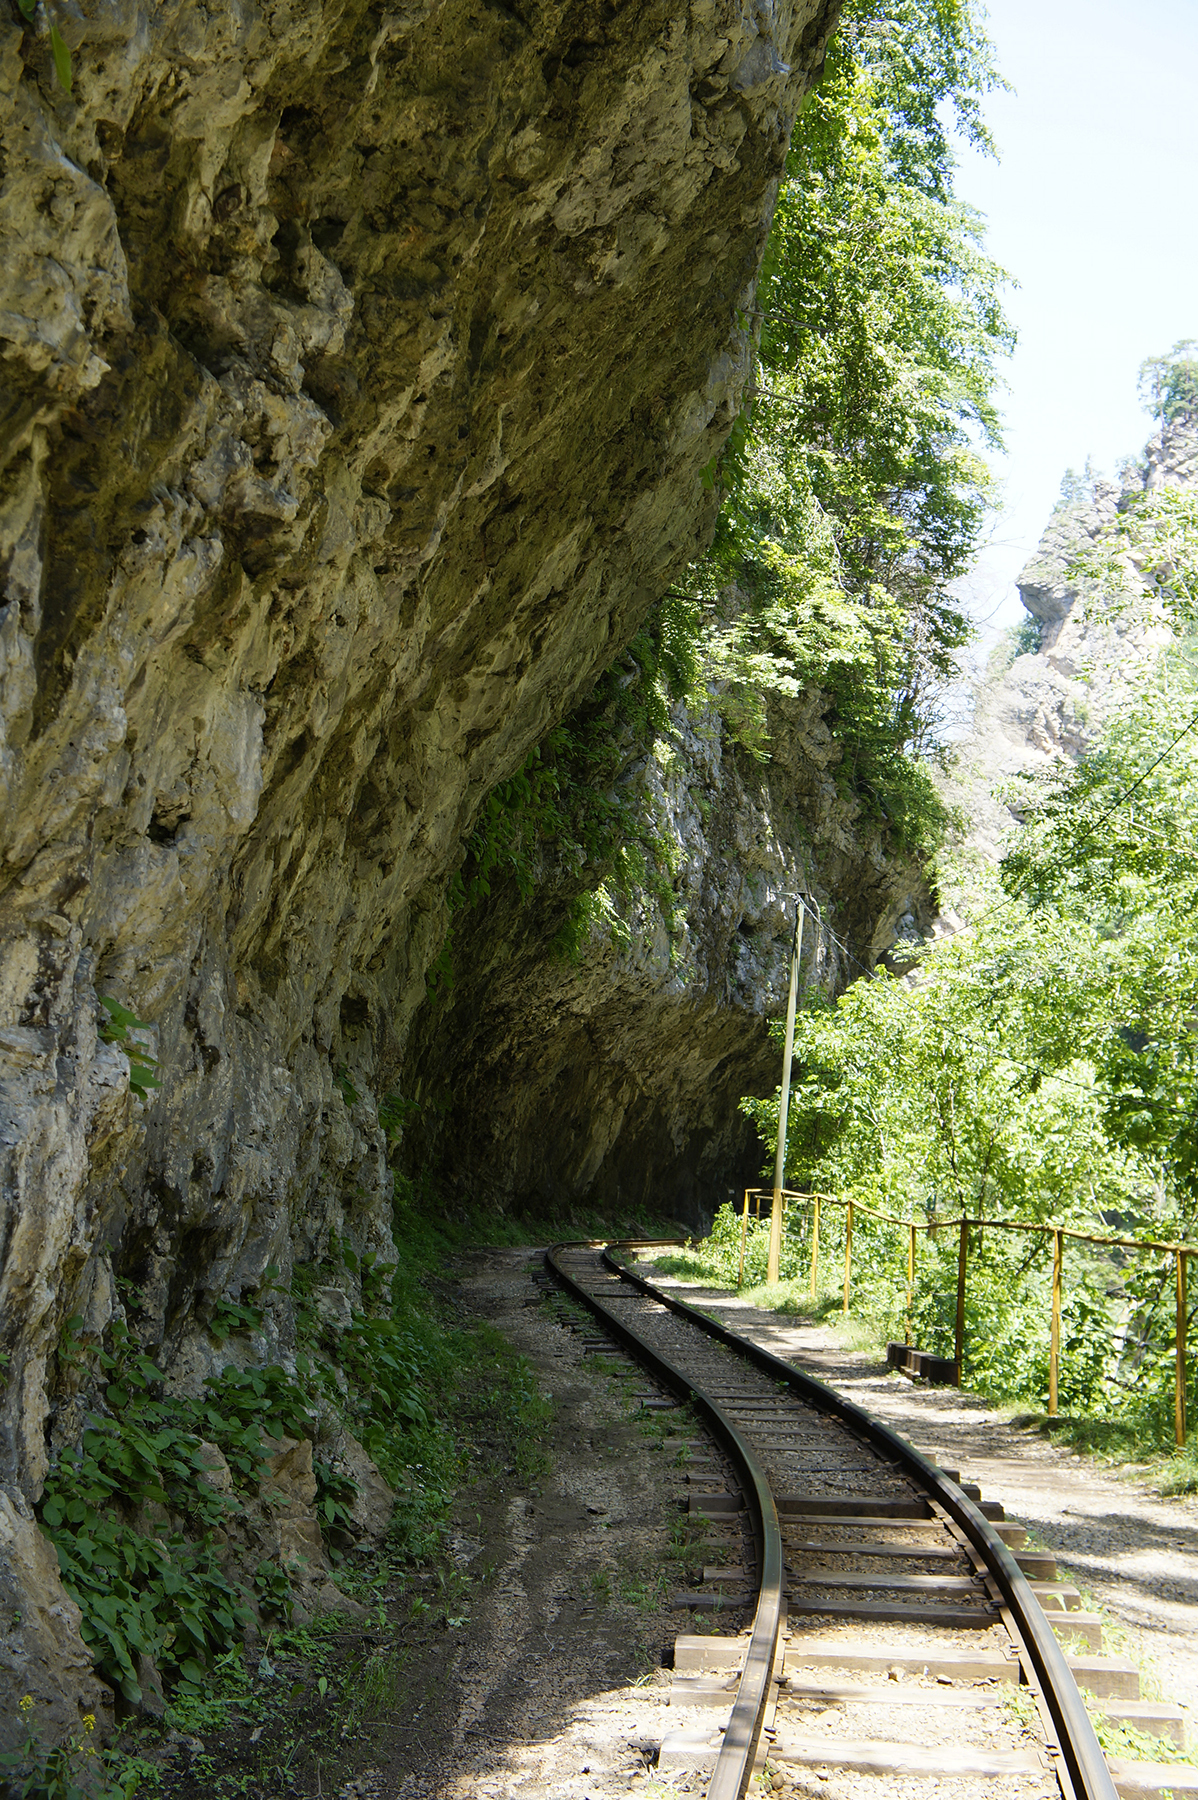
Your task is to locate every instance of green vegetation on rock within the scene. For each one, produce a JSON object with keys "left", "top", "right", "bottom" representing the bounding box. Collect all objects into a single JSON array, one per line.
[
  {"left": 447, "top": 0, "right": 1011, "bottom": 954},
  {"left": 698, "top": 0, "right": 1009, "bottom": 808},
  {"left": 36, "top": 1218, "right": 551, "bottom": 1731}
]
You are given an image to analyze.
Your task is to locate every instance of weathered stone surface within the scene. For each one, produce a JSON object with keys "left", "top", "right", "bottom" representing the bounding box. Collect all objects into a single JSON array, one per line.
[
  {"left": 949, "top": 414, "right": 1197, "bottom": 868},
  {"left": 195, "top": 1440, "right": 236, "bottom": 1499},
  {"left": 310, "top": 1581, "right": 368, "bottom": 1622},
  {"left": 0, "top": 0, "right": 841, "bottom": 1526},
  {"left": 0, "top": 1487, "right": 113, "bottom": 1755},
  {"left": 312, "top": 1285, "right": 353, "bottom": 1332},
  {"left": 0, "top": 0, "right": 867, "bottom": 1733},
  {"left": 327, "top": 1426, "right": 395, "bottom": 1542},
  {"left": 135, "top": 1651, "right": 167, "bottom": 1722},
  {"left": 276, "top": 1513, "right": 327, "bottom": 1578},
  {"left": 403, "top": 682, "right": 930, "bottom": 1225},
  {"left": 260, "top": 1435, "right": 318, "bottom": 1512}
]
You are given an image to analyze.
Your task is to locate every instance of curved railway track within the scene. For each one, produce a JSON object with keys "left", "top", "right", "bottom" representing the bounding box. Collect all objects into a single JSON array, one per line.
[{"left": 545, "top": 1240, "right": 1140, "bottom": 1800}]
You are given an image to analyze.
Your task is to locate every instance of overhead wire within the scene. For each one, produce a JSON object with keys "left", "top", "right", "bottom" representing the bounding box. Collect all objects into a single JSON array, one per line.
[
  {"left": 919, "top": 698, "right": 1198, "bottom": 949},
  {"left": 784, "top": 700, "right": 1198, "bottom": 1110}
]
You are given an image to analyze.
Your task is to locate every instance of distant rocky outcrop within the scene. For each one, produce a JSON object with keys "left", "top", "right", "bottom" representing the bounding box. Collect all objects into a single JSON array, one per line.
[{"left": 949, "top": 413, "right": 1198, "bottom": 866}]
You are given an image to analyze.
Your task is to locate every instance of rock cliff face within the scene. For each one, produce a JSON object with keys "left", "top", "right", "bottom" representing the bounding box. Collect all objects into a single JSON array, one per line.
[
  {"left": 0, "top": 0, "right": 855, "bottom": 1721},
  {"left": 401, "top": 680, "right": 931, "bottom": 1229},
  {"left": 0, "top": 0, "right": 841, "bottom": 1489},
  {"left": 950, "top": 415, "right": 1196, "bottom": 863}
]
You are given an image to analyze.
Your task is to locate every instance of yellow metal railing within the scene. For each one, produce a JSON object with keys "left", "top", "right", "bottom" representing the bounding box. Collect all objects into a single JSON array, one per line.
[{"left": 736, "top": 1186, "right": 1195, "bottom": 1446}]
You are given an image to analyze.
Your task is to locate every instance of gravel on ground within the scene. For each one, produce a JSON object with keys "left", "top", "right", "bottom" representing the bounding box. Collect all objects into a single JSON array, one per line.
[
  {"left": 396, "top": 1249, "right": 712, "bottom": 1800},
  {"left": 642, "top": 1271, "right": 1198, "bottom": 1740}
]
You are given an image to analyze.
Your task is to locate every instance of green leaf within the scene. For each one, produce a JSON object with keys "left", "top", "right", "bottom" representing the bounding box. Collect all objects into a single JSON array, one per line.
[
  {"left": 99, "top": 995, "right": 140, "bottom": 1033},
  {"left": 49, "top": 19, "right": 71, "bottom": 90}
]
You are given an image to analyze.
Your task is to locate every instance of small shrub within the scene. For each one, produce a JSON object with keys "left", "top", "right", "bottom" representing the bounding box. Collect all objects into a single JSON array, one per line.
[
  {"left": 0, "top": 1695, "right": 143, "bottom": 1800},
  {"left": 97, "top": 997, "right": 160, "bottom": 1095}
]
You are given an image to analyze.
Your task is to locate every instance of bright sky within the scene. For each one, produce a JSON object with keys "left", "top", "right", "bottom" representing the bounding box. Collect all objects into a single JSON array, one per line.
[{"left": 951, "top": 0, "right": 1198, "bottom": 643}]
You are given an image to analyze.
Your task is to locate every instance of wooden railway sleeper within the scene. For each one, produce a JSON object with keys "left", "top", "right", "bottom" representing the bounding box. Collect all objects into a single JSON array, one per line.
[{"left": 544, "top": 1242, "right": 1170, "bottom": 1800}]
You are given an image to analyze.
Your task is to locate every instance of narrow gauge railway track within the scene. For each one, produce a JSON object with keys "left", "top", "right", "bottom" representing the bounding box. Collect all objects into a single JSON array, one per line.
[{"left": 543, "top": 1241, "right": 1178, "bottom": 1800}]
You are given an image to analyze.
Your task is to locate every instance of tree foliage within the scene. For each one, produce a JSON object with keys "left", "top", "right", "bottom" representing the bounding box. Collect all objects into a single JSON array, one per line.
[
  {"left": 1140, "top": 339, "right": 1198, "bottom": 426},
  {"left": 694, "top": 0, "right": 1012, "bottom": 842},
  {"left": 1000, "top": 650, "right": 1198, "bottom": 1204},
  {"left": 745, "top": 628, "right": 1198, "bottom": 1425}
]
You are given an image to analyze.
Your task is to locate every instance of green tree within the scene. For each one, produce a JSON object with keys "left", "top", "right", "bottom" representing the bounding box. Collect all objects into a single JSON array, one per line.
[
  {"left": 1139, "top": 339, "right": 1198, "bottom": 426},
  {"left": 1001, "top": 645, "right": 1198, "bottom": 1213},
  {"left": 693, "top": 0, "right": 1012, "bottom": 843},
  {"left": 743, "top": 634, "right": 1198, "bottom": 1422}
]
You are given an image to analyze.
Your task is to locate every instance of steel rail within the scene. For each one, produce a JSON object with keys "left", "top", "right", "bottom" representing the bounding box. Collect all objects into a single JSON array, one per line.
[
  {"left": 546, "top": 1244, "right": 783, "bottom": 1800},
  {"left": 603, "top": 1242, "right": 1119, "bottom": 1800}
]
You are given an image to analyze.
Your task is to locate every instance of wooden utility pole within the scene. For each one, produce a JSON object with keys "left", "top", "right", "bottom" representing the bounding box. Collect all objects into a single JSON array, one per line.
[
  {"left": 1177, "top": 1249, "right": 1188, "bottom": 1448},
  {"left": 1049, "top": 1228, "right": 1063, "bottom": 1416},
  {"left": 955, "top": 1217, "right": 968, "bottom": 1385},
  {"left": 768, "top": 898, "right": 805, "bottom": 1284}
]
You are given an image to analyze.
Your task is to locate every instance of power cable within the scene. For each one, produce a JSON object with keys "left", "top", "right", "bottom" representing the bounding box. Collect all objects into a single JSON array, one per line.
[
  {"left": 919, "top": 698, "right": 1198, "bottom": 950},
  {"left": 791, "top": 879, "right": 1186, "bottom": 1111}
]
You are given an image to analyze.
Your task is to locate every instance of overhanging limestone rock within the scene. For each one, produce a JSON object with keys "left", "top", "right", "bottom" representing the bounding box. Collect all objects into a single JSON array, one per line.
[
  {"left": 0, "top": 0, "right": 840, "bottom": 1502},
  {"left": 0, "top": 0, "right": 845, "bottom": 1729}
]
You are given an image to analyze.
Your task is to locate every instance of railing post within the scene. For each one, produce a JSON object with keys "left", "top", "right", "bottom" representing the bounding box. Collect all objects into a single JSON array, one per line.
[
  {"left": 955, "top": 1217, "right": 967, "bottom": 1385},
  {"left": 1049, "top": 1228, "right": 1063, "bottom": 1416},
  {"left": 768, "top": 900, "right": 805, "bottom": 1284},
  {"left": 809, "top": 1194, "right": 820, "bottom": 1298},
  {"left": 906, "top": 1222, "right": 916, "bottom": 1346},
  {"left": 738, "top": 1189, "right": 750, "bottom": 1290},
  {"left": 843, "top": 1202, "right": 853, "bottom": 1316},
  {"left": 1177, "top": 1248, "right": 1188, "bottom": 1449}
]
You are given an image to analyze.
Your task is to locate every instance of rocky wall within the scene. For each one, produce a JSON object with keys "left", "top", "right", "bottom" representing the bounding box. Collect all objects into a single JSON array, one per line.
[
  {"left": 949, "top": 414, "right": 1197, "bottom": 868},
  {"left": 0, "top": 0, "right": 845, "bottom": 1738},
  {"left": 402, "top": 682, "right": 931, "bottom": 1231}
]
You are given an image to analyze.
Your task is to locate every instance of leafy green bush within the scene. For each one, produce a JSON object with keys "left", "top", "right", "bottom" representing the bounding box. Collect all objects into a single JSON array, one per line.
[
  {"left": 97, "top": 997, "right": 160, "bottom": 1096},
  {"left": 193, "top": 1363, "right": 313, "bottom": 1487},
  {"left": 40, "top": 1322, "right": 300, "bottom": 1701},
  {"left": 335, "top": 1316, "right": 428, "bottom": 1452},
  {"left": 655, "top": 1206, "right": 799, "bottom": 1290},
  {"left": 252, "top": 1558, "right": 294, "bottom": 1621}
]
